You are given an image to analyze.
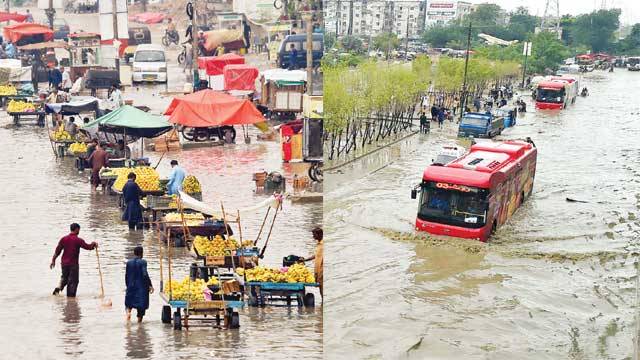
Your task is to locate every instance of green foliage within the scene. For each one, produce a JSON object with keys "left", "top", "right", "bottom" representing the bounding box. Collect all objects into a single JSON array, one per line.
[
  {"left": 464, "top": 3, "right": 503, "bottom": 27},
  {"left": 325, "top": 33, "right": 337, "bottom": 50},
  {"left": 528, "top": 32, "right": 569, "bottom": 73},
  {"left": 570, "top": 9, "right": 621, "bottom": 52},
  {"left": 422, "top": 25, "right": 466, "bottom": 48},
  {"left": 618, "top": 23, "right": 640, "bottom": 55},
  {"left": 372, "top": 32, "right": 400, "bottom": 56},
  {"left": 433, "top": 57, "right": 519, "bottom": 91},
  {"left": 507, "top": 7, "right": 538, "bottom": 41},
  {"left": 340, "top": 35, "right": 364, "bottom": 53}
]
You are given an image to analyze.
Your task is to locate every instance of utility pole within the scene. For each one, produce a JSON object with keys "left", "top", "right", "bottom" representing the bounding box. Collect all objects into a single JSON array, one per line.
[
  {"left": 521, "top": 42, "right": 531, "bottom": 88},
  {"left": 459, "top": 21, "right": 472, "bottom": 121},
  {"left": 191, "top": 1, "right": 199, "bottom": 90},
  {"left": 404, "top": 7, "right": 409, "bottom": 60},
  {"left": 46, "top": 0, "right": 55, "bottom": 29},
  {"left": 304, "top": 12, "right": 313, "bottom": 95},
  {"left": 112, "top": 0, "right": 120, "bottom": 78},
  {"left": 5, "top": 0, "right": 9, "bottom": 14}
]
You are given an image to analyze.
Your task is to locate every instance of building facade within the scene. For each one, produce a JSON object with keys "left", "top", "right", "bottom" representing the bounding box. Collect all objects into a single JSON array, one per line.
[{"left": 324, "top": 0, "right": 474, "bottom": 37}]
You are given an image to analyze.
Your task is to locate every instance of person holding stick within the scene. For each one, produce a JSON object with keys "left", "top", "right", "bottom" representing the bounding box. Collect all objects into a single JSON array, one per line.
[{"left": 50, "top": 223, "right": 98, "bottom": 297}]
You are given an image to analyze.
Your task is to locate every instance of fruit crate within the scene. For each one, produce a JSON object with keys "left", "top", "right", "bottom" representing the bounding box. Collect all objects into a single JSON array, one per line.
[{"left": 147, "top": 195, "right": 175, "bottom": 208}]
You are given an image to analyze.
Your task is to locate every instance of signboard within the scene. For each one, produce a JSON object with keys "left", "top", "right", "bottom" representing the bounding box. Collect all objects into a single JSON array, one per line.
[
  {"left": 429, "top": 2, "right": 454, "bottom": 8},
  {"left": 522, "top": 42, "right": 532, "bottom": 56},
  {"left": 99, "top": 0, "right": 129, "bottom": 40},
  {"left": 427, "top": 11, "right": 455, "bottom": 16},
  {"left": 435, "top": 182, "right": 476, "bottom": 193}
]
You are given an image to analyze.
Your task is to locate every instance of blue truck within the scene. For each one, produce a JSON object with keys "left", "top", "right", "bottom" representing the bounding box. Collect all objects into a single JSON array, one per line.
[{"left": 457, "top": 112, "right": 505, "bottom": 139}]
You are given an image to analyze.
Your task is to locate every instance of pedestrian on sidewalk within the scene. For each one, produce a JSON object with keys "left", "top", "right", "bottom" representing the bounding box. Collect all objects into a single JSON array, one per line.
[
  {"left": 419, "top": 112, "right": 428, "bottom": 133},
  {"left": 437, "top": 107, "right": 445, "bottom": 128},
  {"left": 125, "top": 246, "right": 153, "bottom": 322},
  {"left": 50, "top": 223, "right": 98, "bottom": 297}
]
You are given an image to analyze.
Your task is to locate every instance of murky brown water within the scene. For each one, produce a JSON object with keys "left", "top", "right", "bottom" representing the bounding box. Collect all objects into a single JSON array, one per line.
[
  {"left": 0, "top": 104, "right": 322, "bottom": 357},
  {"left": 325, "top": 71, "right": 640, "bottom": 359}
]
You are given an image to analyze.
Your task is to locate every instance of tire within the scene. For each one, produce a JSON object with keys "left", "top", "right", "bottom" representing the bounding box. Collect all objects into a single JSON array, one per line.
[
  {"left": 303, "top": 293, "right": 315, "bottom": 307},
  {"left": 181, "top": 127, "right": 195, "bottom": 141},
  {"left": 195, "top": 128, "right": 209, "bottom": 142},
  {"left": 177, "top": 52, "right": 186, "bottom": 65},
  {"left": 308, "top": 164, "right": 323, "bottom": 182},
  {"left": 173, "top": 311, "right": 182, "bottom": 330},
  {"left": 491, "top": 221, "right": 497, "bottom": 235},
  {"left": 161, "top": 36, "right": 170, "bottom": 47},
  {"left": 229, "top": 312, "right": 240, "bottom": 329},
  {"left": 161, "top": 306, "right": 171, "bottom": 324}
]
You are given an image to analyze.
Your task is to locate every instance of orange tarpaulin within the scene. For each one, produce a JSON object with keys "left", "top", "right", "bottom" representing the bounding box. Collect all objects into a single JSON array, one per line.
[
  {"left": 223, "top": 64, "right": 259, "bottom": 91},
  {"left": 0, "top": 12, "right": 27, "bottom": 23},
  {"left": 3, "top": 23, "right": 53, "bottom": 43},
  {"left": 198, "top": 53, "right": 245, "bottom": 76},
  {"left": 165, "top": 89, "right": 265, "bottom": 127}
]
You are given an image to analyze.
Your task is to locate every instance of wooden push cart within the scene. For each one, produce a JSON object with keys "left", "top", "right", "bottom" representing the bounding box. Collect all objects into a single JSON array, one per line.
[{"left": 246, "top": 281, "right": 317, "bottom": 308}]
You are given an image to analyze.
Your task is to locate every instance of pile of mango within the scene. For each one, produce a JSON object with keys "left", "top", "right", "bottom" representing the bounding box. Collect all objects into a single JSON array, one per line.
[
  {"left": 182, "top": 175, "right": 201, "bottom": 194},
  {"left": 244, "top": 264, "right": 315, "bottom": 284},
  {"left": 69, "top": 142, "right": 88, "bottom": 154},
  {"left": 112, "top": 167, "right": 161, "bottom": 192},
  {"left": 163, "top": 277, "right": 219, "bottom": 302},
  {"left": 52, "top": 126, "right": 72, "bottom": 141},
  {"left": 7, "top": 99, "right": 34, "bottom": 113},
  {"left": 0, "top": 85, "right": 17, "bottom": 96},
  {"left": 193, "top": 235, "right": 238, "bottom": 256},
  {"left": 163, "top": 211, "right": 204, "bottom": 226}
]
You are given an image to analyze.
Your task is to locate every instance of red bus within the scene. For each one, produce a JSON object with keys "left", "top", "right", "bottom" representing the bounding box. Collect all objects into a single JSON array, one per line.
[
  {"left": 535, "top": 78, "right": 577, "bottom": 110},
  {"left": 411, "top": 140, "right": 537, "bottom": 242}
]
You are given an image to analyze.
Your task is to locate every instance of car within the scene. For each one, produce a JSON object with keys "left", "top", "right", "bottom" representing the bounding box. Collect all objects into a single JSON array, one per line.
[
  {"left": 132, "top": 44, "right": 167, "bottom": 83},
  {"left": 53, "top": 18, "right": 70, "bottom": 40}
]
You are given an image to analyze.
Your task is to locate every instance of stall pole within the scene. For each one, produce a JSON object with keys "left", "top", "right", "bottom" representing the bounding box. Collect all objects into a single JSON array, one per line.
[
  {"left": 220, "top": 202, "right": 236, "bottom": 270},
  {"left": 259, "top": 206, "right": 279, "bottom": 258},
  {"left": 304, "top": 13, "right": 313, "bottom": 95},
  {"left": 236, "top": 210, "right": 243, "bottom": 243}
]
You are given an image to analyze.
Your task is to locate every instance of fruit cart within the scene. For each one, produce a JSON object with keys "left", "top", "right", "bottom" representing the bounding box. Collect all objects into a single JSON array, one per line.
[
  {"left": 158, "top": 221, "right": 243, "bottom": 331},
  {"left": 246, "top": 281, "right": 317, "bottom": 307},
  {"left": 8, "top": 98, "right": 45, "bottom": 126}
]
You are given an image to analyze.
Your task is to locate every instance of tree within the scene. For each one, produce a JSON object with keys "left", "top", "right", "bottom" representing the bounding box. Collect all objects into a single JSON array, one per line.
[
  {"left": 421, "top": 25, "right": 465, "bottom": 48},
  {"left": 340, "top": 35, "right": 364, "bottom": 53},
  {"left": 528, "top": 31, "right": 569, "bottom": 73},
  {"left": 571, "top": 9, "right": 621, "bottom": 52},
  {"left": 507, "top": 7, "right": 539, "bottom": 41},
  {"left": 465, "top": 3, "right": 503, "bottom": 27},
  {"left": 325, "top": 33, "right": 337, "bottom": 50},
  {"left": 373, "top": 32, "right": 400, "bottom": 58},
  {"left": 618, "top": 23, "right": 640, "bottom": 54}
]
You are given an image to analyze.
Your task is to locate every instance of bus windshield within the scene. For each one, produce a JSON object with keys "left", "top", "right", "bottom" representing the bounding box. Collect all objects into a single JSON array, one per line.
[
  {"left": 418, "top": 181, "right": 489, "bottom": 228},
  {"left": 536, "top": 88, "right": 565, "bottom": 103}
]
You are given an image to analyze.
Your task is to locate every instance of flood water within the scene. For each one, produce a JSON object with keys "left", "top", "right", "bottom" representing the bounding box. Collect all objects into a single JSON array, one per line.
[
  {"left": 325, "top": 71, "right": 640, "bottom": 359},
  {"left": 0, "top": 110, "right": 322, "bottom": 357}
]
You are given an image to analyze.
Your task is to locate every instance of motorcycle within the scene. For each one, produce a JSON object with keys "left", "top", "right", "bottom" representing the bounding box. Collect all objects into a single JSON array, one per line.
[
  {"left": 178, "top": 44, "right": 205, "bottom": 65},
  {"left": 162, "top": 30, "right": 180, "bottom": 47},
  {"left": 308, "top": 161, "right": 323, "bottom": 183},
  {"left": 180, "top": 125, "right": 236, "bottom": 142}
]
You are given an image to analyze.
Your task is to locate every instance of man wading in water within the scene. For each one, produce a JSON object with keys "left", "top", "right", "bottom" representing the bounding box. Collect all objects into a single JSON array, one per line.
[
  {"left": 50, "top": 223, "right": 98, "bottom": 297},
  {"left": 125, "top": 246, "right": 153, "bottom": 322}
]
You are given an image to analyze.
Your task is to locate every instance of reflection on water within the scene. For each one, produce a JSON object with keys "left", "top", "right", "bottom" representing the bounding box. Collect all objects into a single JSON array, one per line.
[
  {"left": 60, "top": 299, "right": 83, "bottom": 357},
  {"left": 126, "top": 323, "right": 153, "bottom": 359},
  {"left": 325, "top": 72, "right": 640, "bottom": 359}
]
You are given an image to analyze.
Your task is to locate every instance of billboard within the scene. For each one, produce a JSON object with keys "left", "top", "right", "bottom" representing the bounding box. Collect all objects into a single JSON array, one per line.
[{"left": 429, "top": 2, "right": 454, "bottom": 8}]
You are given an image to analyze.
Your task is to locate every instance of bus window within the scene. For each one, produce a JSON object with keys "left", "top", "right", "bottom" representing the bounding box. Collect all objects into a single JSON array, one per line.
[
  {"left": 286, "top": 42, "right": 302, "bottom": 52},
  {"left": 418, "top": 182, "right": 489, "bottom": 228}
]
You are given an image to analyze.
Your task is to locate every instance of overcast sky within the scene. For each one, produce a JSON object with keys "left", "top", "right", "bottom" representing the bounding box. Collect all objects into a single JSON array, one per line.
[{"left": 470, "top": 0, "right": 639, "bottom": 25}]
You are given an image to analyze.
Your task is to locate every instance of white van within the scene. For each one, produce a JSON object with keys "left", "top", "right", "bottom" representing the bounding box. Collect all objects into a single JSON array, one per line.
[{"left": 132, "top": 44, "right": 167, "bottom": 83}]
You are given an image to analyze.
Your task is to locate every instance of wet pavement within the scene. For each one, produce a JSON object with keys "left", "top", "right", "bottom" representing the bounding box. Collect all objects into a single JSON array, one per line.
[
  {"left": 0, "top": 11, "right": 321, "bottom": 358},
  {"left": 325, "top": 71, "right": 640, "bottom": 359}
]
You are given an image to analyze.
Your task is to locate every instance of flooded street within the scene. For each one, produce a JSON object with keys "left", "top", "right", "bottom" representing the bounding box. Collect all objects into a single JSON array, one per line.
[
  {"left": 325, "top": 71, "right": 640, "bottom": 359},
  {"left": 0, "top": 109, "right": 322, "bottom": 356}
]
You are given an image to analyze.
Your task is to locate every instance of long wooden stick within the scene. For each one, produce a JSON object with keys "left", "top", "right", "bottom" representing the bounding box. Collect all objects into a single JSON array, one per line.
[
  {"left": 95, "top": 248, "right": 105, "bottom": 297},
  {"left": 45, "top": 115, "right": 58, "bottom": 158},
  {"left": 158, "top": 221, "right": 164, "bottom": 289},
  {"left": 254, "top": 207, "right": 270, "bottom": 246},
  {"left": 259, "top": 206, "right": 279, "bottom": 258},
  {"left": 220, "top": 202, "right": 236, "bottom": 270},
  {"left": 236, "top": 209, "right": 243, "bottom": 243}
]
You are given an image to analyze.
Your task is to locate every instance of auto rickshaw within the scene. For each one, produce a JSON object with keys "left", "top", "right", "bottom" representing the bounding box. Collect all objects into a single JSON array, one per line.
[{"left": 124, "top": 26, "right": 151, "bottom": 64}]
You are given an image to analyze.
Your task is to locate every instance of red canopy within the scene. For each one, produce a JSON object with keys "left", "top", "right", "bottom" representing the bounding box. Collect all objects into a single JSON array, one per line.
[
  {"left": 165, "top": 89, "right": 265, "bottom": 127},
  {"left": 223, "top": 64, "right": 259, "bottom": 91},
  {"left": 129, "top": 12, "right": 166, "bottom": 24},
  {"left": 197, "top": 53, "right": 245, "bottom": 76},
  {"left": 0, "top": 12, "right": 27, "bottom": 23},
  {"left": 3, "top": 23, "right": 53, "bottom": 43}
]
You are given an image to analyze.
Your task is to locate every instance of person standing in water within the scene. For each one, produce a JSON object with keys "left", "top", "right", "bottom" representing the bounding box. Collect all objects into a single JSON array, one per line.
[{"left": 125, "top": 246, "right": 153, "bottom": 322}]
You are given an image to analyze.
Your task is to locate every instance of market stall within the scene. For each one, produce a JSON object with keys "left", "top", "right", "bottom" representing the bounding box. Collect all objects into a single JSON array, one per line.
[
  {"left": 0, "top": 11, "right": 27, "bottom": 23},
  {"left": 3, "top": 23, "right": 54, "bottom": 46},
  {"left": 223, "top": 64, "right": 259, "bottom": 91},
  {"left": 165, "top": 89, "right": 265, "bottom": 143},
  {"left": 198, "top": 53, "right": 245, "bottom": 90},
  {"left": 260, "top": 69, "right": 306, "bottom": 122}
]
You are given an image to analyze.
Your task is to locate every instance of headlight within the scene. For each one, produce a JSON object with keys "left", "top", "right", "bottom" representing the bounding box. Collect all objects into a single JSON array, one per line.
[
  {"left": 133, "top": 67, "right": 142, "bottom": 72},
  {"left": 159, "top": 67, "right": 167, "bottom": 72}
]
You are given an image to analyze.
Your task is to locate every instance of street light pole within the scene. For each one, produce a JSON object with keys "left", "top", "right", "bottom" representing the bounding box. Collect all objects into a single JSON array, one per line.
[
  {"left": 304, "top": 12, "right": 313, "bottom": 95},
  {"left": 459, "top": 21, "right": 472, "bottom": 122},
  {"left": 191, "top": 1, "right": 199, "bottom": 90},
  {"left": 404, "top": 8, "right": 409, "bottom": 60},
  {"left": 111, "top": 0, "right": 120, "bottom": 79},
  {"left": 46, "top": 0, "right": 55, "bottom": 29}
]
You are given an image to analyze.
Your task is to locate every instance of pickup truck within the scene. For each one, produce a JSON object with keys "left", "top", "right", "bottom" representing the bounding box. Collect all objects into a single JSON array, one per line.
[{"left": 457, "top": 112, "right": 504, "bottom": 139}]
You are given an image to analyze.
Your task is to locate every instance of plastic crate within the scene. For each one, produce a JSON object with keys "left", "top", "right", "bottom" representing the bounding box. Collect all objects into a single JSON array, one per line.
[
  {"left": 147, "top": 195, "right": 174, "bottom": 208},
  {"left": 236, "top": 247, "right": 260, "bottom": 257}
]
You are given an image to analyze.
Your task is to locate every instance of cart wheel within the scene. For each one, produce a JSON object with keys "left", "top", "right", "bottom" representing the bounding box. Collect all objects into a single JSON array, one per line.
[
  {"left": 161, "top": 306, "right": 171, "bottom": 324},
  {"left": 230, "top": 312, "right": 240, "bottom": 329},
  {"left": 173, "top": 311, "right": 182, "bottom": 330},
  {"left": 303, "top": 293, "right": 315, "bottom": 307},
  {"left": 195, "top": 129, "right": 209, "bottom": 142}
]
